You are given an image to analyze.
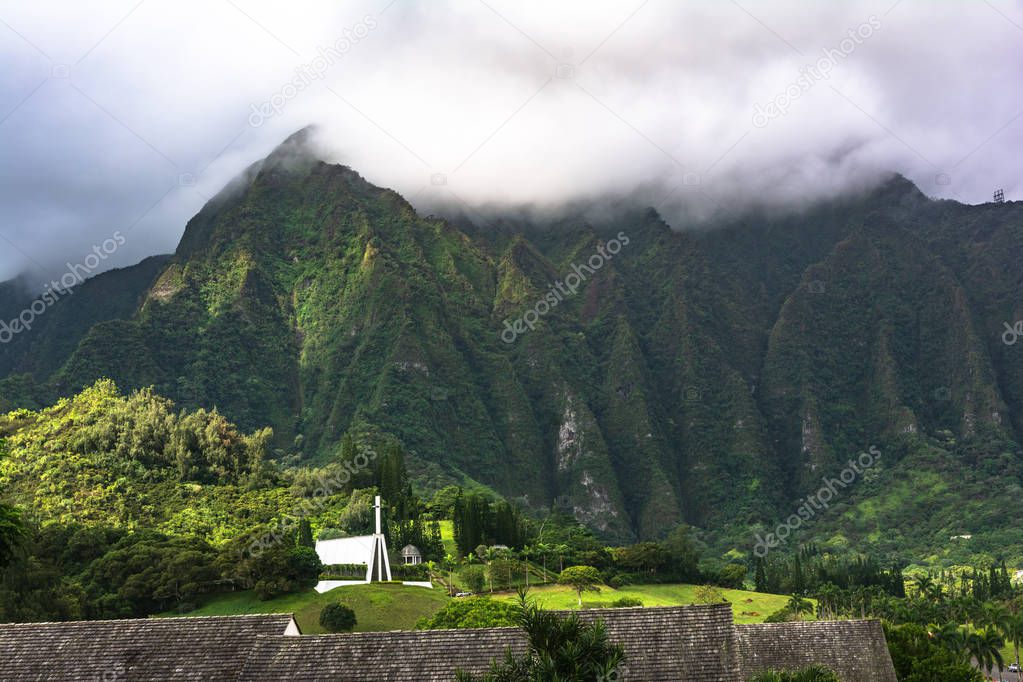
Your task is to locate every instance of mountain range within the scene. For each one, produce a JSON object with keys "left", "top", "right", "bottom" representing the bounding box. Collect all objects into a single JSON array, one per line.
[{"left": 3, "top": 129, "right": 1023, "bottom": 554}]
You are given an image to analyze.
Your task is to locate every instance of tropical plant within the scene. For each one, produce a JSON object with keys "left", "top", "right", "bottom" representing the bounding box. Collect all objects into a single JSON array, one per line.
[
  {"left": 965, "top": 626, "right": 1003, "bottom": 677},
  {"left": 786, "top": 595, "right": 814, "bottom": 621},
  {"left": 456, "top": 592, "right": 624, "bottom": 681},
  {"left": 999, "top": 612, "right": 1023, "bottom": 672}
]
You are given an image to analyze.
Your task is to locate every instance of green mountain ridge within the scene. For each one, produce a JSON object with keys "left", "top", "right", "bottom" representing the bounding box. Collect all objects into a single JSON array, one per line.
[{"left": 3, "top": 131, "right": 1023, "bottom": 553}]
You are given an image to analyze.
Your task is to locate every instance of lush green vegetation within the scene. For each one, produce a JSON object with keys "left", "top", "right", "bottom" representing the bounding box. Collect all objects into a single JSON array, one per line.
[
  {"left": 456, "top": 593, "right": 624, "bottom": 682},
  {"left": 5, "top": 137, "right": 1023, "bottom": 557},
  {"left": 0, "top": 381, "right": 443, "bottom": 621},
  {"left": 487, "top": 583, "right": 794, "bottom": 625},
  {"left": 416, "top": 596, "right": 519, "bottom": 629}
]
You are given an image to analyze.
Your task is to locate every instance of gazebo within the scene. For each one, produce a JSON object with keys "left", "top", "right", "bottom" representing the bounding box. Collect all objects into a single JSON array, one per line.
[{"left": 400, "top": 544, "right": 423, "bottom": 565}]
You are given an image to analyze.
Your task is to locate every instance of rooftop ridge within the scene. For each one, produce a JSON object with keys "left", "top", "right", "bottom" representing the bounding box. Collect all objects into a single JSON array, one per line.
[{"left": 0, "top": 613, "right": 294, "bottom": 628}]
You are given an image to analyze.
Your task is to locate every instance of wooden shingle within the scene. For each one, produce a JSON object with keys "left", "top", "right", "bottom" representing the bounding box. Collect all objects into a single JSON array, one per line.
[
  {"left": 0, "top": 614, "right": 295, "bottom": 681},
  {"left": 736, "top": 619, "right": 899, "bottom": 682},
  {"left": 236, "top": 604, "right": 738, "bottom": 681}
]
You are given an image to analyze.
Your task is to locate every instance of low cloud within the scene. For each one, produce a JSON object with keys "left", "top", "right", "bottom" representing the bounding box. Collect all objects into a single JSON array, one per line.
[{"left": 1, "top": 0, "right": 1021, "bottom": 284}]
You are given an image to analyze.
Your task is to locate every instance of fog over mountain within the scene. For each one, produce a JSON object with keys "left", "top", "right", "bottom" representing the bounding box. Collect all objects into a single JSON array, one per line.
[{"left": 1, "top": 0, "right": 1021, "bottom": 284}]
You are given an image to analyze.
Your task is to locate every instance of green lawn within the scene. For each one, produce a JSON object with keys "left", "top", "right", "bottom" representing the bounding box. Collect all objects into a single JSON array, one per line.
[
  {"left": 165, "top": 583, "right": 450, "bottom": 633},
  {"left": 438, "top": 520, "right": 457, "bottom": 557},
  {"left": 166, "top": 581, "right": 798, "bottom": 633},
  {"left": 490, "top": 583, "right": 802, "bottom": 624}
]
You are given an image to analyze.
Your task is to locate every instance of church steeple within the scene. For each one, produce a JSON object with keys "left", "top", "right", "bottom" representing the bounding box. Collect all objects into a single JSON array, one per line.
[{"left": 369, "top": 495, "right": 392, "bottom": 582}]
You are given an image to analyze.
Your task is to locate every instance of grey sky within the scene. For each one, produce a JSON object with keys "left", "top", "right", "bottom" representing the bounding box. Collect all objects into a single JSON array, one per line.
[{"left": 1, "top": 0, "right": 1021, "bottom": 283}]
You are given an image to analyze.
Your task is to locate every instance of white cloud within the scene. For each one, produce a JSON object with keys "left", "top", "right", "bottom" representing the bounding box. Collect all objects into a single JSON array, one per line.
[{"left": 0, "top": 0, "right": 1021, "bottom": 282}]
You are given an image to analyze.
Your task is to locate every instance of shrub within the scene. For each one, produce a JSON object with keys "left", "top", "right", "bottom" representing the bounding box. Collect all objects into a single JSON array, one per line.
[
  {"left": 416, "top": 597, "right": 518, "bottom": 629},
  {"left": 319, "top": 563, "right": 368, "bottom": 579},
  {"left": 460, "top": 565, "right": 486, "bottom": 593},
  {"left": 319, "top": 602, "right": 357, "bottom": 632},
  {"left": 609, "top": 597, "right": 642, "bottom": 608},
  {"left": 717, "top": 563, "right": 747, "bottom": 589},
  {"left": 693, "top": 584, "right": 727, "bottom": 605},
  {"left": 607, "top": 573, "right": 630, "bottom": 588}
]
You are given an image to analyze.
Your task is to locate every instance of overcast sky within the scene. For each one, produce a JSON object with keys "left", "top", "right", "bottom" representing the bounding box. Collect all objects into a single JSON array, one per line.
[{"left": 1, "top": 0, "right": 1022, "bottom": 284}]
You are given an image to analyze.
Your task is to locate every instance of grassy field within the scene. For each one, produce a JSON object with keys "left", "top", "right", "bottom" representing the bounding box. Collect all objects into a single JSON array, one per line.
[
  {"left": 166, "top": 581, "right": 800, "bottom": 632},
  {"left": 165, "top": 583, "right": 450, "bottom": 634},
  {"left": 490, "top": 583, "right": 802, "bottom": 625},
  {"left": 437, "top": 520, "right": 457, "bottom": 556}
]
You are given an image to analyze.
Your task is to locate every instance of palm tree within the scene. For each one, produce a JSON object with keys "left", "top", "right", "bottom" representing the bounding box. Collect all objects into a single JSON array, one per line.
[
  {"left": 913, "top": 574, "right": 934, "bottom": 597},
  {"left": 1000, "top": 613, "right": 1023, "bottom": 671},
  {"left": 815, "top": 583, "right": 839, "bottom": 620},
  {"left": 966, "top": 626, "right": 1004, "bottom": 677},
  {"left": 927, "top": 622, "right": 968, "bottom": 658},
  {"left": 520, "top": 546, "right": 531, "bottom": 587},
  {"left": 534, "top": 542, "right": 551, "bottom": 583},
  {"left": 553, "top": 544, "right": 569, "bottom": 573},
  {"left": 787, "top": 595, "right": 813, "bottom": 621}
]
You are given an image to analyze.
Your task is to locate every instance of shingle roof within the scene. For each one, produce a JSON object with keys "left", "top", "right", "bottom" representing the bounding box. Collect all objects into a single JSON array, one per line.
[
  {"left": 0, "top": 605, "right": 900, "bottom": 682},
  {"left": 736, "top": 619, "right": 899, "bottom": 682},
  {"left": 238, "top": 627, "right": 527, "bottom": 681},
  {"left": 0, "top": 614, "right": 295, "bottom": 682},
  {"left": 575, "top": 604, "right": 736, "bottom": 681},
  {"left": 236, "top": 604, "right": 738, "bottom": 681}
]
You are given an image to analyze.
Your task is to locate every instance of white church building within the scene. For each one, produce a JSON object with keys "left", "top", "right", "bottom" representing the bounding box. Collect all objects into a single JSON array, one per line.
[
  {"left": 314, "top": 495, "right": 392, "bottom": 590},
  {"left": 312, "top": 496, "right": 432, "bottom": 592}
]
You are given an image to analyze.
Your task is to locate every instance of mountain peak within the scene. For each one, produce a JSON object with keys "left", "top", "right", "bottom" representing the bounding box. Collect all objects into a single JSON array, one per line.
[{"left": 261, "top": 125, "right": 322, "bottom": 174}]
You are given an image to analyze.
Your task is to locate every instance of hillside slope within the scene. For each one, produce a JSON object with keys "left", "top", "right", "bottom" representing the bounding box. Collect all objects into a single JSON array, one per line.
[{"left": 3, "top": 130, "right": 1023, "bottom": 550}]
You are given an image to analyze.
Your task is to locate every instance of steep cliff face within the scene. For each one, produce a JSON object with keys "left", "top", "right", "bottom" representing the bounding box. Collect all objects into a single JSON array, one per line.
[{"left": 4, "top": 133, "right": 1023, "bottom": 546}]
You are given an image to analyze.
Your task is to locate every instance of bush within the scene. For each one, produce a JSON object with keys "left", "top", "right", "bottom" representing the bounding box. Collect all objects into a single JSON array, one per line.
[
  {"left": 609, "top": 597, "right": 642, "bottom": 608},
  {"left": 607, "top": 573, "right": 630, "bottom": 588},
  {"left": 693, "top": 584, "right": 727, "bottom": 605},
  {"left": 319, "top": 602, "right": 357, "bottom": 632},
  {"left": 460, "top": 565, "right": 486, "bottom": 593},
  {"left": 395, "top": 563, "right": 429, "bottom": 580},
  {"left": 717, "top": 563, "right": 747, "bottom": 589},
  {"left": 320, "top": 563, "right": 367, "bottom": 579},
  {"left": 416, "top": 597, "right": 518, "bottom": 629},
  {"left": 764, "top": 606, "right": 792, "bottom": 623}
]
